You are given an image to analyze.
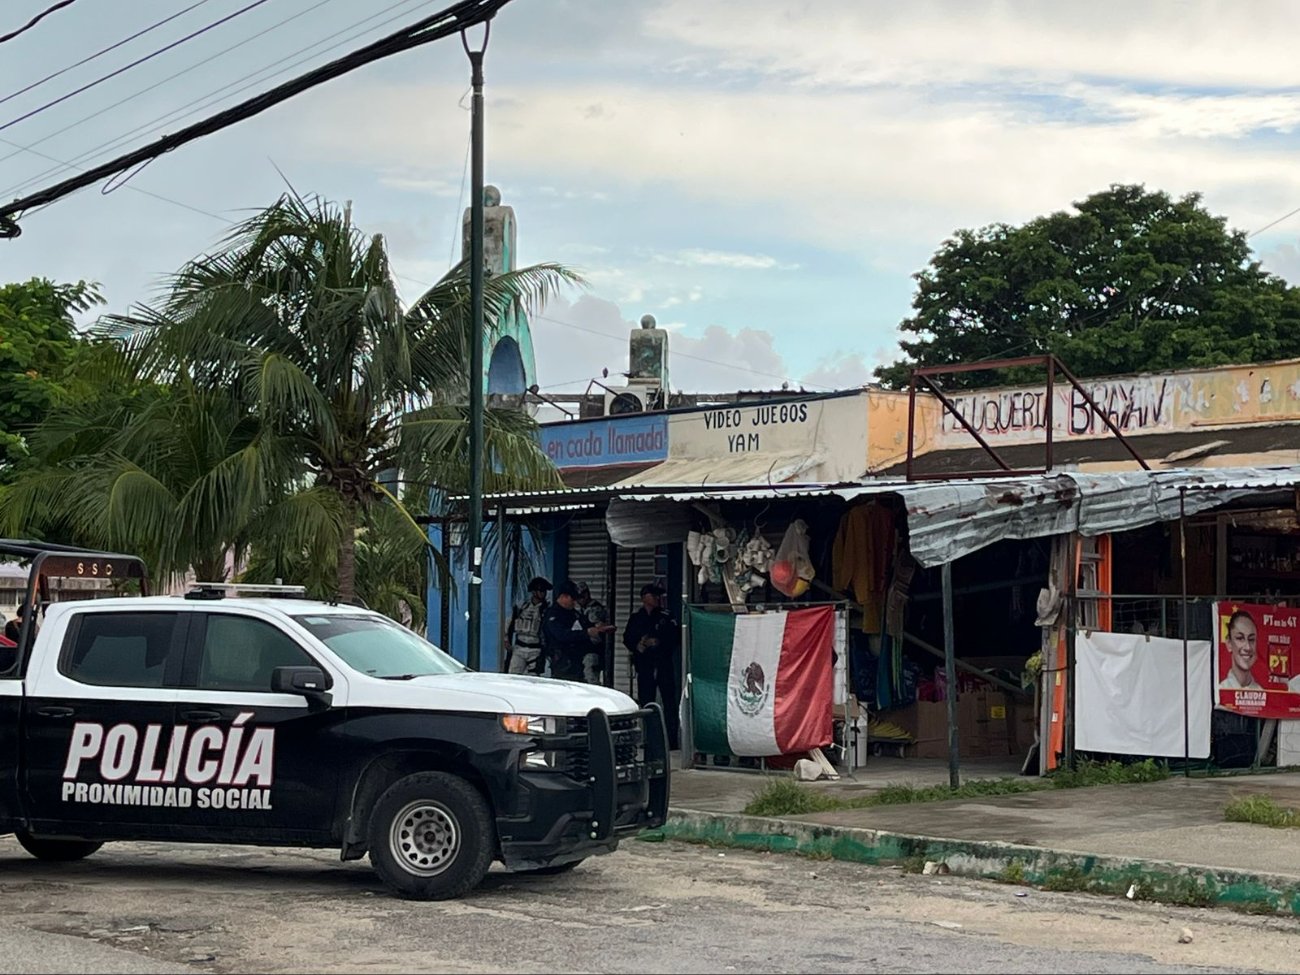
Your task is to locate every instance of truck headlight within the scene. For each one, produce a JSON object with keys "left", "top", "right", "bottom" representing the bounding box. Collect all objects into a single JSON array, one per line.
[{"left": 501, "top": 714, "right": 562, "bottom": 735}]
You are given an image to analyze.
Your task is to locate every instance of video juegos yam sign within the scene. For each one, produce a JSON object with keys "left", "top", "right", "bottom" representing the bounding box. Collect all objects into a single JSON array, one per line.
[{"left": 1215, "top": 600, "right": 1300, "bottom": 719}]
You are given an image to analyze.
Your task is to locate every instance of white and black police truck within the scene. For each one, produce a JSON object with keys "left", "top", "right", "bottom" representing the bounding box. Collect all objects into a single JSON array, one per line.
[{"left": 0, "top": 542, "right": 669, "bottom": 900}]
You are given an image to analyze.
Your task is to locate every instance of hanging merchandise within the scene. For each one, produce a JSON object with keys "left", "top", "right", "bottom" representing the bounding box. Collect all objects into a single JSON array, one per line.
[
  {"left": 884, "top": 550, "right": 916, "bottom": 642},
  {"left": 729, "top": 528, "right": 775, "bottom": 596},
  {"left": 686, "top": 529, "right": 723, "bottom": 586},
  {"left": 832, "top": 502, "right": 896, "bottom": 632},
  {"left": 771, "top": 519, "right": 815, "bottom": 598}
]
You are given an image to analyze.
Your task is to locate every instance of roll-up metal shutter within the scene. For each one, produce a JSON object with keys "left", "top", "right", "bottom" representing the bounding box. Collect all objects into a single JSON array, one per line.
[
  {"left": 565, "top": 518, "right": 614, "bottom": 685},
  {"left": 612, "top": 545, "right": 667, "bottom": 699}
]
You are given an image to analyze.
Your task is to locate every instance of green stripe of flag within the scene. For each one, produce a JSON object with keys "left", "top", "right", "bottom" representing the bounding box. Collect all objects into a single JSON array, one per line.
[{"left": 687, "top": 607, "right": 735, "bottom": 756}]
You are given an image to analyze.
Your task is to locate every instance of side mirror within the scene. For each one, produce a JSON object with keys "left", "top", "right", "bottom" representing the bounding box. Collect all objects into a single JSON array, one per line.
[{"left": 271, "top": 666, "right": 332, "bottom": 707}]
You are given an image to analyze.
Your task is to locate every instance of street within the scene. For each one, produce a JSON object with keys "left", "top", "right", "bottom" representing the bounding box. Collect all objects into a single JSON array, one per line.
[{"left": 0, "top": 835, "right": 1293, "bottom": 974}]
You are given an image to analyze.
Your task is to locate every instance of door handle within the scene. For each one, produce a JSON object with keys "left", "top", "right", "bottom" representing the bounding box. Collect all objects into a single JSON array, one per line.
[
  {"left": 35, "top": 706, "right": 73, "bottom": 718},
  {"left": 180, "top": 708, "right": 224, "bottom": 723}
]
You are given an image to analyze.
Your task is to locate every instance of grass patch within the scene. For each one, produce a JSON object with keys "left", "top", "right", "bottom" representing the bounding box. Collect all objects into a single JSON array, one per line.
[
  {"left": 999, "top": 860, "right": 1026, "bottom": 884},
  {"left": 900, "top": 854, "right": 928, "bottom": 874},
  {"left": 868, "top": 778, "right": 1047, "bottom": 806},
  {"left": 741, "top": 758, "right": 1171, "bottom": 818},
  {"left": 742, "top": 775, "right": 1047, "bottom": 817},
  {"left": 1041, "top": 865, "right": 1090, "bottom": 893},
  {"left": 1224, "top": 794, "right": 1300, "bottom": 828},
  {"left": 1048, "top": 758, "right": 1169, "bottom": 789},
  {"left": 743, "top": 778, "right": 841, "bottom": 816}
]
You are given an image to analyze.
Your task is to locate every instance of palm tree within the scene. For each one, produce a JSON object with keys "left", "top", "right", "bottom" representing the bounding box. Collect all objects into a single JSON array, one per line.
[
  {"left": 0, "top": 367, "right": 310, "bottom": 585},
  {"left": 106, "top": 192, "right": 568, "bottom": 600}
]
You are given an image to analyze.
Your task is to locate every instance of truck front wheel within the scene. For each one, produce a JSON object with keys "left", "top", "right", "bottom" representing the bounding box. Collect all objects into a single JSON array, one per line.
[
  {"left": 367, "top": 771, "right": 493, "bottom": 900},
  {"left": 15, "top": 832, "right": 103, "bottom": 861}
]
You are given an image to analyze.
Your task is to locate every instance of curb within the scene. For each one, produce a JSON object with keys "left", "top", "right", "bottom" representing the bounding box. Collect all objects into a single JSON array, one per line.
[{"left": 643, "top": 807, "right": 1300, "bottom": 915}]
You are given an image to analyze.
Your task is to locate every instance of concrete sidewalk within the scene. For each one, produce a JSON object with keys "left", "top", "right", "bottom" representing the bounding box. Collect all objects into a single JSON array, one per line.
[{"left": 660, "top": 760, "right": 1300, "bottom": 914}]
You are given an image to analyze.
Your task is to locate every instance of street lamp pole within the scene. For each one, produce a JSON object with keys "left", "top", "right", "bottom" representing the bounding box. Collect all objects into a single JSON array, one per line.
[{"left": 463, "top": 23, "right": 490, "bottom": 670}]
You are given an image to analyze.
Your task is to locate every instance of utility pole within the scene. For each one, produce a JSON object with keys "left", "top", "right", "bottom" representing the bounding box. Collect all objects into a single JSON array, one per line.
[{"left": 463, "top": 23, "right": 490, "bottom": 670}]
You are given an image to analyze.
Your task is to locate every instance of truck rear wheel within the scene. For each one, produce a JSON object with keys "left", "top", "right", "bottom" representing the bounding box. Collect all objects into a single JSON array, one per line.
[
  {"left": 15, "top": 832, "right": 103, "bottom": 861},
  {"left": 367, "top": 771, "right": 493, "bottom": 900}
]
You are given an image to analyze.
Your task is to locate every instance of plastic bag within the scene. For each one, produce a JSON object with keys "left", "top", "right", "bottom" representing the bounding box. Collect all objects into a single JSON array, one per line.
[{"left": 770, "top": 519, "right": 814, "bottom": 598}]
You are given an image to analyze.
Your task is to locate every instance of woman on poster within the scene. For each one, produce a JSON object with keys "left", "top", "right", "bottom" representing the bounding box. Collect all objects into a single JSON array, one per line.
[{"left": 1220, "top": 609, "right": 1262, "bottom": 690}]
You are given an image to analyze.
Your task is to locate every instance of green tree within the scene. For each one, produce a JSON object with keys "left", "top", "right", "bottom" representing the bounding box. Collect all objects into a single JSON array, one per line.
[
  {"left": 876, "top": 184, "right": 1300, "bottom": 389},
  {"left": 0, "top": 278, "right": 102, "bottom": 471},
  {"left": 0, "top": 374, "right": 315, "bottom": 585},
  {"left": 106, "top": 193, "right": 568, "bottom": 600}
]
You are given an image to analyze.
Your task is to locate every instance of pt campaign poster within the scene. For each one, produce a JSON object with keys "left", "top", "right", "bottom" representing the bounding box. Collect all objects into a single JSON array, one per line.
[{"left": 1214, "top": 601, "right": 1300, "bottom": 719}]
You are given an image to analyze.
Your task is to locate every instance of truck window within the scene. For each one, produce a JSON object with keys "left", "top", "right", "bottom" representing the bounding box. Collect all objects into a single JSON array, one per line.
[
  {"left": 292, "top": 613, "right": 465, "bottom": 678},
  {"left": 197, "top": 615, "right": 316, "bottom": 692},
  {"left": 62, "top": 612, "right": 179, "bottom": 688}
]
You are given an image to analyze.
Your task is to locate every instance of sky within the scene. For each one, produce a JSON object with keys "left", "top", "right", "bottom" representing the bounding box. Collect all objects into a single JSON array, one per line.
[{"left": 5, "top": 0, "right": 1300, "bottom": 397}]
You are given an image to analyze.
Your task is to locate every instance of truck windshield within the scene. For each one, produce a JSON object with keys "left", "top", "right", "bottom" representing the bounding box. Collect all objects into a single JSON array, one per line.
[{"left": 292, "top": 614, "right": 467, "bottom": 678}]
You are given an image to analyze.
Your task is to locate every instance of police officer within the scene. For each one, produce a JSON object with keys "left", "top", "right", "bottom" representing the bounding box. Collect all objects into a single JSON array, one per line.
[
  {"left": 505, "top": 577, "right": 551, "bottom": 675},
  {"left": 543, "top": 580, "right": 614, "bottom": 682},
  {"left": 576, "top": 581, "right": 609, "bottom": 685},
  {"left": 622, "top": 583, "right": 680, "bottom": 748}
]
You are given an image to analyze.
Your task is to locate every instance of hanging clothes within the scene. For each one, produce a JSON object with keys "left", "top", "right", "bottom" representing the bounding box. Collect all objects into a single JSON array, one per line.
[{"left": 832, "top": 502, "right": 897, "bottom": 632}]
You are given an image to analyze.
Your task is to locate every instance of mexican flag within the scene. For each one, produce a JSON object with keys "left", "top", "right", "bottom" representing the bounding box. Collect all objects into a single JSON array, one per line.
[{"left": 689, "top": 606, "right": 835, "bottom": 757}]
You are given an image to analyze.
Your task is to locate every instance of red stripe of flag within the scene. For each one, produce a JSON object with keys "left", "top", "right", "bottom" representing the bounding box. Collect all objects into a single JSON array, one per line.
[{"left": 773, "top": 605, "right": 836, "bottom": 754}]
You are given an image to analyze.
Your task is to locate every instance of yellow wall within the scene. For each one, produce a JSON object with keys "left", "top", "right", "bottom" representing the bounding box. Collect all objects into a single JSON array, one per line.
[
  {"left": 923, "top": 358, "right": 1300, "bottom": 451},
  {"left": 865, "top": 389, "right": 942, "bottom": 473}
]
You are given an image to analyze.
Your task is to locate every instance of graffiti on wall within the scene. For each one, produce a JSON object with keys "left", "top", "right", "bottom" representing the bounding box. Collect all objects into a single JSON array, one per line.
[
  {"left": 939, "top": 378, "right": 1172, "bottom": 441},
  {"left": 932, "top": 361, "right": 1300, "bottom": 448}
]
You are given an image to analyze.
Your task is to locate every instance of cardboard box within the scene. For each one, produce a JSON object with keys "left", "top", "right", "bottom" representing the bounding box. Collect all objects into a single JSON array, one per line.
[
  {"left": 889, "top": 697, "right": 991, "bottom": 759},
  {"left": 1009, "top": 697, "right": 1038, "bottom": 754},
  {"left": 979, "top": 691, "right": 1014, "bottom": 756}
]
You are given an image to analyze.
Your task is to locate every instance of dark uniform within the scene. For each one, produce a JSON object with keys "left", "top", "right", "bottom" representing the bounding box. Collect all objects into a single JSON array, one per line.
[
  {"left": 542, "top": 601, "right": 594, "bottom": 682},
  {"left": 623, "top": 584, "right": 680, "bottom": 748}
]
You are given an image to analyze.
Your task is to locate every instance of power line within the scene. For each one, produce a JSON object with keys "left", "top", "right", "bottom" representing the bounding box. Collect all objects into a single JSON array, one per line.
[
  {"left": 0, "top": 0, "right": 351, "bottom": 192},
  {"left": 0, "top": 0, "right": 217, "bottom": 109},
  {"left": 0, "top": 0, "right": 433, "bottom": 200},
  {"left": 389, "top": 271, "right": 822, "bottom": 388},
  {"left": 532, "top": 312, "right": 830, "bottom": 389},
  {"left": 1249, "top": 204, "right": 1300, "bottom": 239},
  {"left": 0, "top": 135, "right": 229, "bottom": 224},
  {"left": 0, "top": 0, "right": 512, "bottom": 237},
  {"left": 0, "top": 0, "right": 275, "bottom": 137},
  {"left": 0, "top": 0, "right": 80, "bottom": 46}
]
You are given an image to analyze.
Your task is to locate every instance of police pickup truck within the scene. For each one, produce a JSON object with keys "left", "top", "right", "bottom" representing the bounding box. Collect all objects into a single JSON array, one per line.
[{"left": 0, "top": 542, "right": 670, "bottom": 900}]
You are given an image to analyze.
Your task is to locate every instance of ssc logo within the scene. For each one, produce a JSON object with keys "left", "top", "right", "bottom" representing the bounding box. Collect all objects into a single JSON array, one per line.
[{"left": 735, "top": 661, "right": 770, "bottom": 717}]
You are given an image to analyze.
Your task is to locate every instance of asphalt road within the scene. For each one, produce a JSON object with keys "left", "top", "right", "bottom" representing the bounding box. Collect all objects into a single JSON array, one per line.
[{"left": 0, "top": 834, "right": 1293, "bottom": 974}]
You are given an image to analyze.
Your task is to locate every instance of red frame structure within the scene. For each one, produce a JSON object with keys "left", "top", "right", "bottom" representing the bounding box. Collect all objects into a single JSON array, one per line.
[{"left": 904, "top": 354, "right": 1150, "bottom": 481}]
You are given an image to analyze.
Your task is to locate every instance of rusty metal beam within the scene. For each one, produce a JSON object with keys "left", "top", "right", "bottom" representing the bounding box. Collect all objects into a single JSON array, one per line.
[
  {"left": 1052, "top": 356, "right": 1150, "bottom": 470},
  {"left": 916, "top": 374, "right": 1014, "bottom": 472},
  {"left": 906, "top": 371, "right": 918, "bottom": 482},
  {"left": 914, "top": 355, "right": 1047, "bottom": 376},
  {"left": 907, "top": 468, "right": 1048, "bottom": 481},
  {"left": 903, "top": 352, "right": 1150, "bottom": 481}
]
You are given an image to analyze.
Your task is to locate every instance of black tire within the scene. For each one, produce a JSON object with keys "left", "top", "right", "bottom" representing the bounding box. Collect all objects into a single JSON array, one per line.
[
  {"left": 367, "top": 771, "right": 494, "bottom": 900},
  {"left": 14, "top": 832, "right": 102, "bottom": 862},
  {"left": 520, "top": 858, "right": 585, "bottom": 876}
]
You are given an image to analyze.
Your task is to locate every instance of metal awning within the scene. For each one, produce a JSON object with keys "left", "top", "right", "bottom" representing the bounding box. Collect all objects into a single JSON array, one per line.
[
  {"left": 613, "top": 452, "right": 822, "bottom": 488},
  {"left": 477, "top": 465, "right": 1300, "bottom": 568}
]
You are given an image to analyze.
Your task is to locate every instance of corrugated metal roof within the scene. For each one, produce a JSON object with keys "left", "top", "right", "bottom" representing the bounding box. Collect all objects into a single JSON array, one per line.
[
  {"left": 613, "top": 452, "right": 822, "bottom": 488},
  {"left": 480, "top": 464, "right": 1300, "bottom": 568}
]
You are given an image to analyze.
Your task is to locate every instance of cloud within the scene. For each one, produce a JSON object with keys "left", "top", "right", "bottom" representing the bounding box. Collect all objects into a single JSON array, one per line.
[
  {"left": 801, "top": 352, "right": 881, "bottom": 390},
  {"left": 531, "top": 295, "right": 812, "bottom": 393},
  {"left": 653, "top": 248, "right": 799, "bottom": 271},
  {"left": 377, "top": 172, "right": 462, "bottom": 196},
  {"left": 1259, "top": 239, "right": 1300, "bottom": 284},
  {"left": 298, "top": 78, "right": 1300, "bottom": 264},
  {"left": 670, "top": 324, "right": 796, "bottom": 391},
  {"left": 643, "top": 0, "right": 1300, "bottom": 90}
]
